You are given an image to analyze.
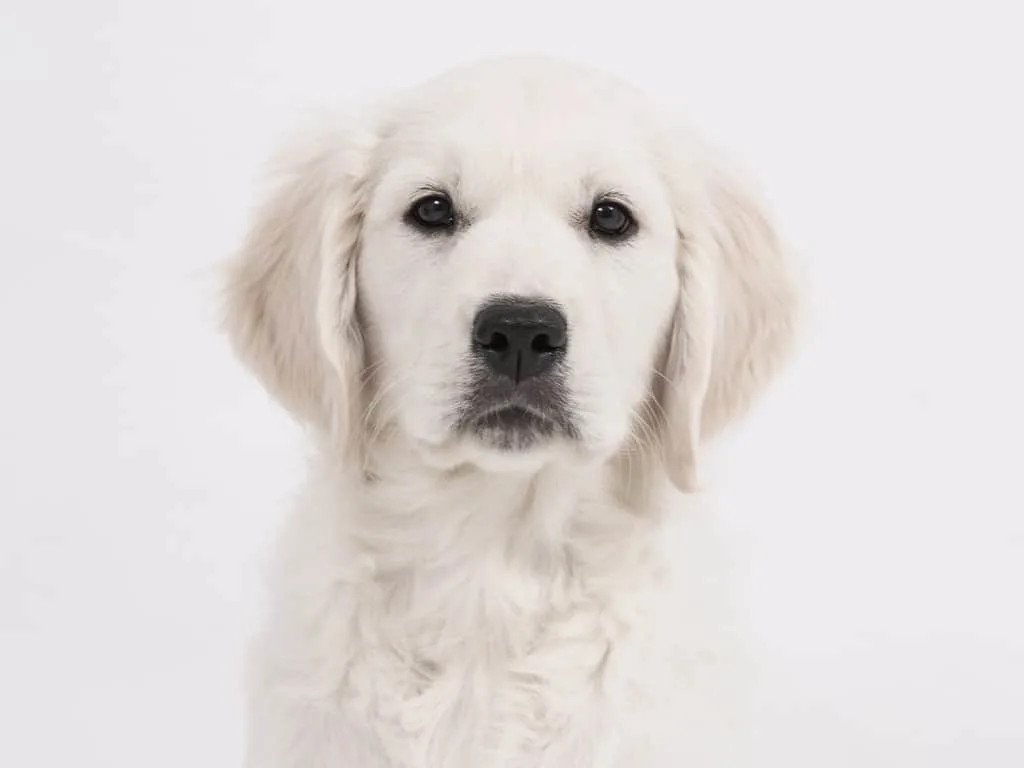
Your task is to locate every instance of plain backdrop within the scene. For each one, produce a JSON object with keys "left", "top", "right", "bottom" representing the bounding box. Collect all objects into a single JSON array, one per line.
[{"left": 2, "top": 1, "right": 1022, "bottom": 766}]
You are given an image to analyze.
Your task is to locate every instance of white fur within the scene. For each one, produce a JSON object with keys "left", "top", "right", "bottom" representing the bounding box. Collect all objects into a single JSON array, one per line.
[{"left": 224, "top": 55, "right": 798, "bottom": 767}]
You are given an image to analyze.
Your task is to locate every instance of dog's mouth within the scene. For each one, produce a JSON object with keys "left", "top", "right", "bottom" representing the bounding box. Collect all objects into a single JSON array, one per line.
[
  {"left": 476, "top": 402, "right": 553, "bottom": 431},
  {"left": 458, "top": 404, "right": 552, "bottom": 450},
  {"left": 455, "top": 389, "right": 577, "bottom": 451},
  {"left": 453, "top": 363, "right": 579, "bottom": 451}
]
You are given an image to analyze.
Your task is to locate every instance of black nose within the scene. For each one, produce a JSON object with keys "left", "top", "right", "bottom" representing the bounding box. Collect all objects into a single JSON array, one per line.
[{"left": 471, "top": 297, "right": 568, "bottom": 383}]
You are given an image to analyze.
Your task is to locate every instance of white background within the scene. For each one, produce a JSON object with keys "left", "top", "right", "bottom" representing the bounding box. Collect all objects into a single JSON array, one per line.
[{"left": 2, "top": 1, "right": 1022, "bottom": 766}]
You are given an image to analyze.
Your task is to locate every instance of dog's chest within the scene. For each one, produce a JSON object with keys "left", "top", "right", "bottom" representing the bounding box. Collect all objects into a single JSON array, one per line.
[{"left": 338, "top": 537, "right": 684, "bottom": 767}]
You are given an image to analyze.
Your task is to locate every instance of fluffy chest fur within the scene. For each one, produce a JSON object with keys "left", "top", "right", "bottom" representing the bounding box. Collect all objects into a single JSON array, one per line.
[{"left": 246, "top": 450, "right": 737, "bottom": 768}]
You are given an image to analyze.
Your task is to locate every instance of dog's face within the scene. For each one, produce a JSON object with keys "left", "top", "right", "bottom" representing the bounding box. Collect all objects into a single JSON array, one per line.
[
  {"left": 356, "top": 69, "right": 681, "bottom": 470},
  {"left": 226, "top": 57, "right": 797, "bottom": 487}
]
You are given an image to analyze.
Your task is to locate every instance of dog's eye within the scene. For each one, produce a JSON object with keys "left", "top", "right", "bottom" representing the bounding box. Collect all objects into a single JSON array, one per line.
[
  {"left": 589, "top": 200, "right": 636, "bottom": 240},
  {"left": 407, "top": 194, "right": 456, "bottom": 231}
]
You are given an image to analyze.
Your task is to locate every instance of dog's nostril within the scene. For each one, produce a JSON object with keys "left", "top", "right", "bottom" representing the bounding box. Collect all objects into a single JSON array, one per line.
[
  {"left": 484, "top": 331, "right": 510, "bottom": 352},
  {"left": 531, "top": 333, "right": 554, "bottom": 353}
]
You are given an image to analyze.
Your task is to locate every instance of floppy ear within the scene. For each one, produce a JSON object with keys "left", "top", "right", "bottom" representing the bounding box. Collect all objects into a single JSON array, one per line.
[
  {"left": 223, "top": 121, "right": 377, "bottom": 460},
  {"left": 659, "top": 150, "right": 799, "bottom": 491}
]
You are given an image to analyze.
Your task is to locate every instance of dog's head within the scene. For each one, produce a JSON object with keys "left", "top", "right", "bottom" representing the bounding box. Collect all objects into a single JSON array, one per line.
[{"left": 225, "top": 56, "right": 797, "bottom": 489}]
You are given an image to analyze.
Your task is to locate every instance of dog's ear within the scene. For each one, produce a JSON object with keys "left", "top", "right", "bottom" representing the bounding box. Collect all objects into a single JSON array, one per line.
[
  {"left": 223, "top": 120, "right": 377, "bottom": 460},
  {"left": 659, "top": 145, "right": 799, "bottom": 491}
]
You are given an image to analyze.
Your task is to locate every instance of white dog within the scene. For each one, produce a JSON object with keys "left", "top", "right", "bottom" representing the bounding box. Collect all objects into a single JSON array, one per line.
[{"left": 225, "top": 55, "right": 797, "bottom": 768}]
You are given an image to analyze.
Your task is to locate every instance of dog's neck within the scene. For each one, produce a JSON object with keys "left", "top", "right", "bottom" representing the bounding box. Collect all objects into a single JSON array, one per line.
[
  {"left": 319, "top": 430, "right": 670, "bottom": 581},
  {"left": 301, "top": 432, "right": 679, "bottom": 669}
]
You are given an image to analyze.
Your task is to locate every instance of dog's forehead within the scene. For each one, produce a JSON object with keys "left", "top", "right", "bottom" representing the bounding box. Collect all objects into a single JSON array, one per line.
[
  {"left": 375, "top": 61, "right": 666, "bottom": 200},
  {"left": 406, "top": 56, "right": 656, "bottom": 121},
  {"left": 397, "top": 113, "right": 650, "bottom": 178}
]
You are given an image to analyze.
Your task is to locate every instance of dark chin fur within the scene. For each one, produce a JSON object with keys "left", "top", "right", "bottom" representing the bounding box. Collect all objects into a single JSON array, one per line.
[
  {"left": 454, "top": 364, "right": 580, "bottom": 450},
  {"left": 468, "top": 405, "right": 557, "bottom": 451}
]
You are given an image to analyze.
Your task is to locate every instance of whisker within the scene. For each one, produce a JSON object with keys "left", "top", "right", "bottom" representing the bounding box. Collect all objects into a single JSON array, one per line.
[{"left": 363, "top": 373, "right": 406, "bottom": 431}]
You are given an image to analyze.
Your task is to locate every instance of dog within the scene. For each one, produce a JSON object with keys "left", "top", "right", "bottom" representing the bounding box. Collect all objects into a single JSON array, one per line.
[{"left": 224, "top": 54, "right": 798, "bottom": 768}]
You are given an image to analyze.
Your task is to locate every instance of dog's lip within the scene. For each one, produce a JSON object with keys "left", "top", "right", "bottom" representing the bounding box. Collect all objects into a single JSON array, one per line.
[{"left": 470, "top": 403, "right": 552, "bottom": 428}]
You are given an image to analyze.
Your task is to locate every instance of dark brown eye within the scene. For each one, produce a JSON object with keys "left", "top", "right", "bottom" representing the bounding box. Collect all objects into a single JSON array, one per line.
[
  {"left": 589, "top": 200, "right": 635, "bottom": 239},
  {"left": 407, "top": 194, "right": 455, "bottom": 231}
]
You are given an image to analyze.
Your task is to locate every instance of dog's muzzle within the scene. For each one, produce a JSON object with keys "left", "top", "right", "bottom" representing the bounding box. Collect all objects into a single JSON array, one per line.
[{"left": 455, "top": 295, "right": 577, "bottom": 449}]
